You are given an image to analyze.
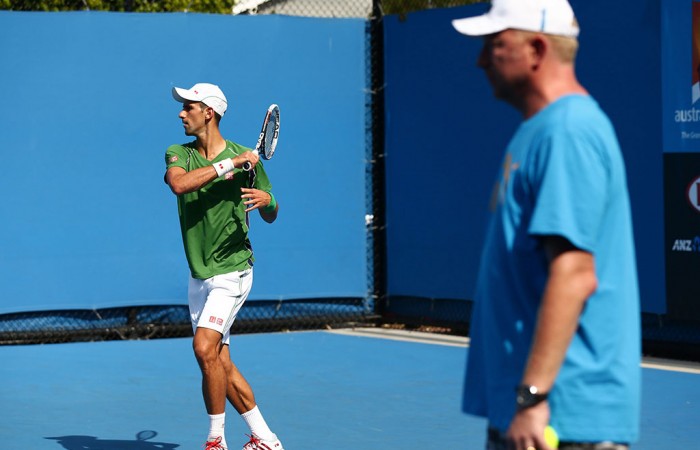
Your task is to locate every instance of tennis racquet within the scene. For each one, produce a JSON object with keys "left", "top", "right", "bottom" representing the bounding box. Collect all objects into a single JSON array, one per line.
[{"left": 243, "top": 104, "right": 280, "bottom": 171}]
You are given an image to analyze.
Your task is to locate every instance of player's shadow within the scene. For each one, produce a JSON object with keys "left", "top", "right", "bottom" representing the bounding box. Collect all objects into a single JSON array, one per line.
[{"left": 46, "top": 430, "right": 179, "bottom": 449}]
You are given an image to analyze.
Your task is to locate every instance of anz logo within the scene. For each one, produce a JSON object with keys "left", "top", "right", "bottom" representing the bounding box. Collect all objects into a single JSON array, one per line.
[{"left": 671, "top": 237, "right": 700, "bottom": 252}]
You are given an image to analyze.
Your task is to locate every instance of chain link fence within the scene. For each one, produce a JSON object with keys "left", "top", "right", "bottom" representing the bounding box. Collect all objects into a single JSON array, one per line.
[
  {"left": 233, "top": 0, "right": 372, "bottom": 18},
  {"left": 0, "top": 300, "right": 377, "bottom": 345},
  {"left": 231, "top": 0, "right": 478, "bottom": 18},
  {"left": 0, "top": 0, "right": 479, "bottom": 16}
]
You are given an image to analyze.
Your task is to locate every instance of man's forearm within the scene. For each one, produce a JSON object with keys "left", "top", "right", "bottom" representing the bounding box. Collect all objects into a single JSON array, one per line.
[{"left": 521, "top": 246, "right": 597, "bottom": 392}]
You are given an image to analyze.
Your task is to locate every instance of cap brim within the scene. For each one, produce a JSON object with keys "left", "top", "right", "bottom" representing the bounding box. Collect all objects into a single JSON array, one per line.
[
  {"left": 452, "top": 15, "right": 507, "bottom": 36},
  {"left": 172, "top": 87, "right": 196, "bottom": 103}
]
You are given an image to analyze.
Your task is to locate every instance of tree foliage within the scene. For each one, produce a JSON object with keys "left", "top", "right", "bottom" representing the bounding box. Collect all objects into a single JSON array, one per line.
[{"left": 382, "top": 0, "right": 482, "bottom": 15}]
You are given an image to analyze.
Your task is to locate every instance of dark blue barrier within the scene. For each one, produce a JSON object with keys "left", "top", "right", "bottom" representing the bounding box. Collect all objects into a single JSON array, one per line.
[
  {"left": 383, "top": 0, "right": 666, "bottom": 316},
  {"left": 383, "top": 3, "right": 511, "bottom": 303}
]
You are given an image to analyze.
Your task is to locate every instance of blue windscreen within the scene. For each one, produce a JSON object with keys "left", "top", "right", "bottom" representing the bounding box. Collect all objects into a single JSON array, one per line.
[{"left": 0, "top": 12, "right": 368, "bottom": 313}]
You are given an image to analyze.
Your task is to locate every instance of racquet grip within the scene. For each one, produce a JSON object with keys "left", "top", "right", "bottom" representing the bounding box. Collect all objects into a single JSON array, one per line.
[{"left": 242, "top": 150, "right": 260, "bottom": 172}]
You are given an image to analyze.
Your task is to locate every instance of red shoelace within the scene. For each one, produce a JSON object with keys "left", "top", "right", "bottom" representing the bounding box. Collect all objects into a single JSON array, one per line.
[{"left": 204, "top": 436, "right": 225, "bottom": 450}]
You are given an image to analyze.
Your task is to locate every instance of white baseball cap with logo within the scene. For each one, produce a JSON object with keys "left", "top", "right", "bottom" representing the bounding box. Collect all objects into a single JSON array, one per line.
[
  {"left": 172, "top": 83, "right": 228, "bottom": 117},
  {"left": 452, "top": 0, "right": 579, "bottom": 38}
]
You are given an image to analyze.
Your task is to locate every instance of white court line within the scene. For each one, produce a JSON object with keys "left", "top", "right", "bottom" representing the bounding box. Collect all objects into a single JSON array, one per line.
[
  {"left": 326, "top": 327, "right": 700, "bottom": 374},
  {"left": 641, "top": 357, "right": 700, "bottom": 375},
  {"left": 326, "top": 327, "right": 469, "bottom": 347}
]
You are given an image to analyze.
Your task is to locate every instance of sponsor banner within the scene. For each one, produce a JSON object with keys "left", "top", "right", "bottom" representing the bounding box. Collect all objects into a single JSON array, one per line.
[
  {"left": 664, "top": 153, "right": 700, "bottom": 321},
  {"left": 662, "top": 0, "right": 700, "bottom": 151}
]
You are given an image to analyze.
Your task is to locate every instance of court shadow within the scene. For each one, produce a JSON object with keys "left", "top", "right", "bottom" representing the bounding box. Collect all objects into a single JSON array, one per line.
[{"left": 46, "top": 430, "right": 179, "bottom": 449}]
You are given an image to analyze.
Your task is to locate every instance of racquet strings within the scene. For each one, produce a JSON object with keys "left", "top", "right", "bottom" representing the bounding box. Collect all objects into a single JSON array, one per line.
[{"left": 262, "top": 108, "right": 279, "bottom": 159}]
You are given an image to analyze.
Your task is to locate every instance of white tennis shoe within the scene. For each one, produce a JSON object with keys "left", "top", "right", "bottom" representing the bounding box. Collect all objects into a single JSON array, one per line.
[
  {"left": 204, "top": 436, "right": 227, "bottom": 450},
  {"left": 241, "top": 433, "right": 283, "bottom": 450}
]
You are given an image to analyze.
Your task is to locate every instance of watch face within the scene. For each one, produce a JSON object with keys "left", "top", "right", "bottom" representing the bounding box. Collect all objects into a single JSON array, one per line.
[
  {"left": 516, "top": 389, "right": 531, "bottom": 406},
  {"left": 516, "top": 385, "right": 546, "bottom": 409}
]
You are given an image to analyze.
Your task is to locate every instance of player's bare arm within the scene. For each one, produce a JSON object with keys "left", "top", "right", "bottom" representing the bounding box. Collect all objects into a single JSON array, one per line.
[
  {"left": 166, "top": 152, "right": 260, "bottom": 195},
  {"left": 241, "top": 188, "right": 278, "bottom": 223}
]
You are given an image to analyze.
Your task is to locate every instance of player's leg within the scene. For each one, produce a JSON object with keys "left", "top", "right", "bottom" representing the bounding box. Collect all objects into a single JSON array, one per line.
[
  {"left": 220, "top": 347, "right": 283, "bottom": 450},
  {"left": 193, "top": 327, "right": 228, "bottom": 414},
  {"left": 219, "top": 345, "right": 256, "bottom": 414},
  {"left": 189, "top": 276, "right": 231, "bottom": 449},
  {"left": 213, "top": 270, "right": 285, "bottom": 450}
]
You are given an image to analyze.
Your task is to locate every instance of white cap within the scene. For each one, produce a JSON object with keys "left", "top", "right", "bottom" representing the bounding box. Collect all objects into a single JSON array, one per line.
[
  {"left": 172, "top": 83, "right": 228, "bottom": 116},
  {"left": 452, "top": 0, "right": 579, "bottom": 38}
]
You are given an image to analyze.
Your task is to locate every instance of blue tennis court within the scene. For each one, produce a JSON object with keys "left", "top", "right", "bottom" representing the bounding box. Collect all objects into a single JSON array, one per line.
[
  {"left": 1, "top": 3, "right": 698, "bottom": 450},
  {"left": 2, "top": 330, "right": 698, "bottom": 449}
]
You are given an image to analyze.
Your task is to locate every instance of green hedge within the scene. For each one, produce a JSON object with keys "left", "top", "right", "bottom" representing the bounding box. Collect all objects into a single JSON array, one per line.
[{"left": 383, "top": 0, "right": 481, "bottom": 15}]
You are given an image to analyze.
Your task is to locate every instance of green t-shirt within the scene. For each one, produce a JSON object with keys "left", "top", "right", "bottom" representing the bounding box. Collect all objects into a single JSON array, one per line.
[{"left": 164, "top": 140, "right": 273, "bottom": 279}]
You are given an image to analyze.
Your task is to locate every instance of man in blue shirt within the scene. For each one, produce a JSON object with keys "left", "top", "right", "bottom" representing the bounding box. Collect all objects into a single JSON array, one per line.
[{"left": 452, "top": 1, "right": 641, "bottom": 449}]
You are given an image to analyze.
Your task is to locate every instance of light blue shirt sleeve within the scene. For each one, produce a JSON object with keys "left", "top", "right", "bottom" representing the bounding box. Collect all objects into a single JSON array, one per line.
[{"left": 526, "top": 126, "right": 610, "bottom": 253}]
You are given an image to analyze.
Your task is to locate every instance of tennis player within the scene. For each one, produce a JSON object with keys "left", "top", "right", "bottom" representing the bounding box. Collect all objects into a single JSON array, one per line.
[
  {"left": 164, "top": 82, "right": 284, "bottom": 450},
  {"left": 452, "top": 1, "right": 640, "bottom": 449}
]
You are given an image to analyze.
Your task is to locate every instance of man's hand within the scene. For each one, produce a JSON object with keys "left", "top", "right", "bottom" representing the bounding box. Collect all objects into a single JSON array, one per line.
[
  {"left": 241, "top": 188, "right": 272, "bottom": 213},
  {"left": 233, "top": 151, "right": 260, "bottom": 169},
  {"left": 507, "top": 401, "right": 553, "bottom": 450}
]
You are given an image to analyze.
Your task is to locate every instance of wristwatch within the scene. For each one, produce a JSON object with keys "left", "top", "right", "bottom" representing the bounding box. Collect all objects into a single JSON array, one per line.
[{"left": 515, "top": 384, "right": 549, "bottom": 410}]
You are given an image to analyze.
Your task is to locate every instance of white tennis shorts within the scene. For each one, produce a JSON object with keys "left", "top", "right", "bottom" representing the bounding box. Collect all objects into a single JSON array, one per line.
[{"left": 188, "top": 268, "right": 253, "bottom": 345}]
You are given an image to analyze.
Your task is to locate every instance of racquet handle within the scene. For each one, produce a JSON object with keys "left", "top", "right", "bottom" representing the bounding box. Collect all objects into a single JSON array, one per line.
[{"left": 242, "top": 150, "right": 260, "bottom": 172}]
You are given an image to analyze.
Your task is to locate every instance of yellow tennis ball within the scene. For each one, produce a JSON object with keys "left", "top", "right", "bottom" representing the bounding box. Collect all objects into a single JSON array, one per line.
[{"left": 544, "top": 425, "right": 559, "bottom": 449}]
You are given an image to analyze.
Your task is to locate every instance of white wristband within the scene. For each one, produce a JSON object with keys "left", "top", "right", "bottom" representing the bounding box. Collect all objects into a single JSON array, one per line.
[{"left": 213, "top": 158, "right": 235, "bottom": 177}]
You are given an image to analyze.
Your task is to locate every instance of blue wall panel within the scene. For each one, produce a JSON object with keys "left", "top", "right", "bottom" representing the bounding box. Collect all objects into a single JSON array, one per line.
[
  {"left": 0, "top": 12, "right": 368, "bottom": 313},
  {"left": 383, "top": 3, "right": 514, "bottom": 301},
  {"left": 383, "top": 1, "right": 666, "bottom": 314},
  {"left": 572, "top": 0, "right": 664, "bottom": 314}
]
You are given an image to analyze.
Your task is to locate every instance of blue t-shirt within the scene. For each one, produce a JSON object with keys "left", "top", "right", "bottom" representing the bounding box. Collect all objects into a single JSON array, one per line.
[{"left": 463, "top": 95, "right": 640, "bottom": 443}]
